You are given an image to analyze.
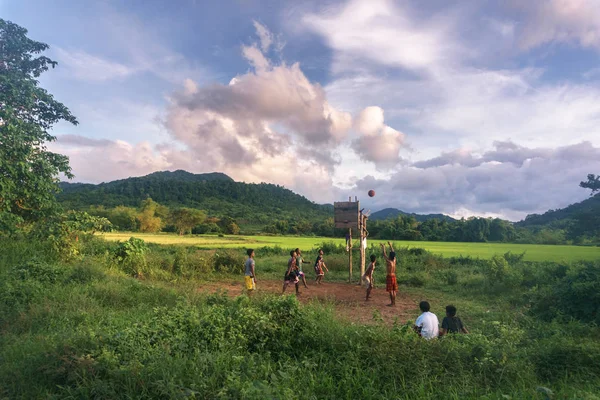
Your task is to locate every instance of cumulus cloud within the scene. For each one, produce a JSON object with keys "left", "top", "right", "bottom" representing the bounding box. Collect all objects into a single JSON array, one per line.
[
  {"left": 352, "top": 106, "right": 406, "bottom": 167},
  {"left": 168, "top": 43, "right": 352, "bottom": 150},
  {"left": 513, "top": 0, "right": 600, "bottom": 51}
]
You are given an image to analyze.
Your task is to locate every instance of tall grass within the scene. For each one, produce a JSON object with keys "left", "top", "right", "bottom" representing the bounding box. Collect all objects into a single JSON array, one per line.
[{"left": 1, "top": 236, "right": 600, "bottom": 399}]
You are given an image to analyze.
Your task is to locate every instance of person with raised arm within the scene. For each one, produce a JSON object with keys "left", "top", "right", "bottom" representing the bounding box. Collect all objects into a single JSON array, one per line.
[
  {"left": 363, "top": 254, "right": 377, "bottom": 301},
  {"left": 381, "top": 241, "right": 397, "bottom": 306}
]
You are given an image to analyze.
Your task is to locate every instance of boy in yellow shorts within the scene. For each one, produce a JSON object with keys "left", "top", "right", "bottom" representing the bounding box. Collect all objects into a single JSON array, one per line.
[{"left": 244, "top": 249, "right": 256, "bottom": 294}]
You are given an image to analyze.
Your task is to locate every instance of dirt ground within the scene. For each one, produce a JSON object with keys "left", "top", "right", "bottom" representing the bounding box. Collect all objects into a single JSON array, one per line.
[{"left": 197, "top": 279, "right": 418, "bottom": 325}]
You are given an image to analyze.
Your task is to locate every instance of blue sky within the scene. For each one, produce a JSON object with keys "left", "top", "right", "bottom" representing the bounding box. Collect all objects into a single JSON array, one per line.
[{"left": 2, "top": 0, "right": 600, "bottom": 220}]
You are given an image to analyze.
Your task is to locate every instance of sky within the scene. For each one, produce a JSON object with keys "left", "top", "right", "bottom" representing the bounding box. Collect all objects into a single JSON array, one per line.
[{"left": 2, "top": 0, "right": 600, "bottom": 221}]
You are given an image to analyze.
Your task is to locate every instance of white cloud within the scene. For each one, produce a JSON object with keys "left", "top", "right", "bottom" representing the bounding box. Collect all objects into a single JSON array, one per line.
[
  {"left": 253, "top": 20, "right": 274, "bottom": 53},
  {"left": 54, "top": 136, "right": 171, "bottom": 183},
  {"left": 513, "top": 0, "right": 600, "bottom": 51},
  {"left": 53, "top": 47, "right": 136, "bottom": 82},
  {"left": 301, "top": 0, "right": 463, "bottom": 74},
  {"left": 242, "top": 45, "right": 270, "bottom": 72},
  {"left": 352, "top": 106, "right": 406, "bottom": 167}
]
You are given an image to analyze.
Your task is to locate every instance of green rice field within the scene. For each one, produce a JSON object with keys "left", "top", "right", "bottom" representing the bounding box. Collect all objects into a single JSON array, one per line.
[{"left": 99, "top": 232, "right": 600, "bottom": 262}]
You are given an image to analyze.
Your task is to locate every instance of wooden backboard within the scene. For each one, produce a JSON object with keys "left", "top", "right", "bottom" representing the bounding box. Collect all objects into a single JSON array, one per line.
[{"left": 334, "top": 201, "right": 359, "bottom": 229}]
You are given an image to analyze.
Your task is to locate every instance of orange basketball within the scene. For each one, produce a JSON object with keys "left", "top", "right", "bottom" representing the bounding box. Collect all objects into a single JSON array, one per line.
[{"left": 368, "top": 190, "right": 375, "bottom": 197}]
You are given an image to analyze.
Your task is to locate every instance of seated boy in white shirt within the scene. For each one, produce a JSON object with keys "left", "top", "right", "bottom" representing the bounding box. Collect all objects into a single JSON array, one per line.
[{"left": 413, "top": 301, "right": 439, "bottom": 340}]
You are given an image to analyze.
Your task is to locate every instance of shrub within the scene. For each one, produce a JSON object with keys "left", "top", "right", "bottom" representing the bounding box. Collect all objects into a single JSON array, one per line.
[
  {"left": 213, "top": 250, "right": 245, "bottom": 274},
  {"left": 398, "top": 272, "right": 428, "bottom": 287},
  {"left": 113, "top": 237, "right": 148, "bottom": 278},
  {"left": 407, "top": 247, "right": 427, "bottom": 256},
  {"left": 441, "top": 269, "right": 459, "bottom": 285},
  {"left": 531, "top": 261, "right": 600, "bottom": 324},
  {"left": 66, "top": 263, "right": 105, "bottom": 284},
  {"left": 533, "top": 338, "right": 600, "bottom": 381},
  {"left": 11, "top": 260, "right": 66, "bottom": 284},
  {"left": 318, "top": 241, "right": 346, "bottom": 254},
  {"left": 503, "top": 251, "right": 526, "bottom": 266}
]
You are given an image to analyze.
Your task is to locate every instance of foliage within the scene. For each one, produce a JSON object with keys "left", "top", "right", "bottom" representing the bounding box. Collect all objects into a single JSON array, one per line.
[
  {"left": 30, "top": 211, "right": 112, "bottom": 260},
  {"left": 213, "top": 250, "right": 245, "bottom": 273},
  {"left": 57, "top": 170, "right": 333, "bottom": 232},
  {"left": 136, "top": 198, "right": 164, "bottom": 233},
  {"left": 532, "top": 262, "right": 600, "bottom": 324},
  {"left": 168, "top": 207, "right": 206, "bottom": 235},
  {"left": 2, "top": 238, "right": 600, "bottom": 398},
  {"left": 113, "top": 237, "right": 147, "bottom": 277},
  {"left": 0, "top": 19, "right": 77, "bottom": 232},
  {"left": 580, "top": 173, "right": 600, "bottom": 195}
]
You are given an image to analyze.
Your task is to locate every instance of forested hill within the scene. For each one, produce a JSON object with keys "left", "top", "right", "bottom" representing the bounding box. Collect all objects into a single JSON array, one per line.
[
  {"left": 370, "top": 208, "right": 456, "bottom": 222},
  {"left": 516, "top": 194, "right": 600, "bottom": 227},
  {"left": 57, "top": 170, "right": 332, "bottom": 222}
]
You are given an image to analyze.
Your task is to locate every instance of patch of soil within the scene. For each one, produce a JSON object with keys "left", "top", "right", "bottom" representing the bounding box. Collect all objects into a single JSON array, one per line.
[{"left": 197, "top": 279, "right": 418, "bottom": 325}]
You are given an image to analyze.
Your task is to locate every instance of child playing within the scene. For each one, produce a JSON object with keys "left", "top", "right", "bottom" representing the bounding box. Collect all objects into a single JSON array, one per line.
[
  {"left": 282, "top": 250, "right": 300, "bottom": 295},
  {"left": 363, "top": 254, "right": 376, "bottom": 301},
  {"left": 314, "top": 249, "right": 329, "bottom": 284},
  {"left": 295, "top": 248, "right": 309, "bottom": 289},
  {"left": 381, "top": 241, "right": 397, "bottom": 306}
]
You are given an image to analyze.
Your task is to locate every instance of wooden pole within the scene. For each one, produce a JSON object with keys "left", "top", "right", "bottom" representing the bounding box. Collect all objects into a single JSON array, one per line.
[
  {"left": 348, "top": 228, "right": 352, "bottom": 282},
  {"left": 358, "top": 211, "right": 364, "bottom": 285}
]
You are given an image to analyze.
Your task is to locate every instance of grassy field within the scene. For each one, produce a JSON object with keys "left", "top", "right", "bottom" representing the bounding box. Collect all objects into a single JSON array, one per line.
[
  {"left": 100, "top": 232, "right": 600, "bottom": 262},
  {"left": 2, "top": 236, "right": 600, "bottom": 398}
]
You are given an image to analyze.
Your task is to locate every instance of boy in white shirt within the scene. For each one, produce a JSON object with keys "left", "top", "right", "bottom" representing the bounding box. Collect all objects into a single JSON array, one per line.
[{"left": 414, "top": 301, "right": 439, "bottom": 340}]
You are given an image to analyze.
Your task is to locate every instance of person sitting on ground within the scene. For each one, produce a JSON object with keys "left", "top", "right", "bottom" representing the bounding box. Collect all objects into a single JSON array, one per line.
[
  {"left": 439, "top": 305, "right": 469, "bottom": 336},
  {"left": 363, "top": 254, "right": 376, "bottom": 301},
  {"left": 295, "top": 248, "right": 309, "bottom": 289},
  {"left": 413, "top": 301, "right": 439, "bottom": 340},
  {"left": 381, "top": 241, "right": 397, "bottom": 306},
  {"left": 282, "top": 250, "right": 300, "bottom": 295},
  {"left": 244, "top": 249, "right": 256, "bottom": 294},
  {"left": 314, "top": 249, "right": 329, "bottom": 284}
]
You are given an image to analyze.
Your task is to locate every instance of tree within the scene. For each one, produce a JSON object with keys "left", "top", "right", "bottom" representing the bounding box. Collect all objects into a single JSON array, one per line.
[
  {"left": 0, "top": 19, "right": 78, "bottom": 232},
  {"left": 168, "top": 207, "right": 206, "bottom": 235},
  {"left": 218, "top": 216, "right": 240, "bottom": 235},
  {"left": 137, "top": 198, "right": 163, "bottom": 233},
  {"left": 580, "top": 174, "right": 600, "bottom": 195},
  {"left": 31, "top": 210, "right": 111, "bottom": 260}
]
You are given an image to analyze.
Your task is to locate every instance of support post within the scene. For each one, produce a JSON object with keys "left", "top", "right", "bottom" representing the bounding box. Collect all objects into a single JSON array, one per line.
[
  {"left": 358, "top": 211, "right": 364, "bottom": 285},
  {"left": 348, "top": 228, "right": 352, "bottom": 282}
]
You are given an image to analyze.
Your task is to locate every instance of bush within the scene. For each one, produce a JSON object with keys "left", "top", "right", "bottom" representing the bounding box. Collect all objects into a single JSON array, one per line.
[
  {"left": 503, "top": 251, "right": 526, "bottom": 266},
  {"left": 213, "top": 250, "right": 245, "bottom": 274},
  {"left": 113, "top": 237, "right": 148, "bottom": 278},
  {"left": 397, "top": 272, "right": 428, "bottom": 287},
  {"left": 11, "top": 260, "right": 66, "bottom": 284},
  {"left": 441, "top": 269, "right": 459, "bottom": 285},
  {"left": 531, "top": 261, "right": 600, "bottom": 324},
  {"left": 533, "top": 338, "right": 600, "bottom": 381},
  {"left": 318, "top": 241, "right": 346, "bottom": 254}
]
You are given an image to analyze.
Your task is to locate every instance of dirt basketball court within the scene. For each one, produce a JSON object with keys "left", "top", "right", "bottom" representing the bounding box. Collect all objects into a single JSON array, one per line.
[{"left": 198, "top": 279, "right": 418, "bottom": 325}]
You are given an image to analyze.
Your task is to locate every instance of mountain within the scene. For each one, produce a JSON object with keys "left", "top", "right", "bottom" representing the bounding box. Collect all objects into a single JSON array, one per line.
[
  {"left": 369, "top": 208, "right": 456, "bottom": 222},
  {"left": 57, "top": 170, "right": 331, "bottom": 223},
  {"left": 516, "top": 193, "right": 600, "bottom": 228}
]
